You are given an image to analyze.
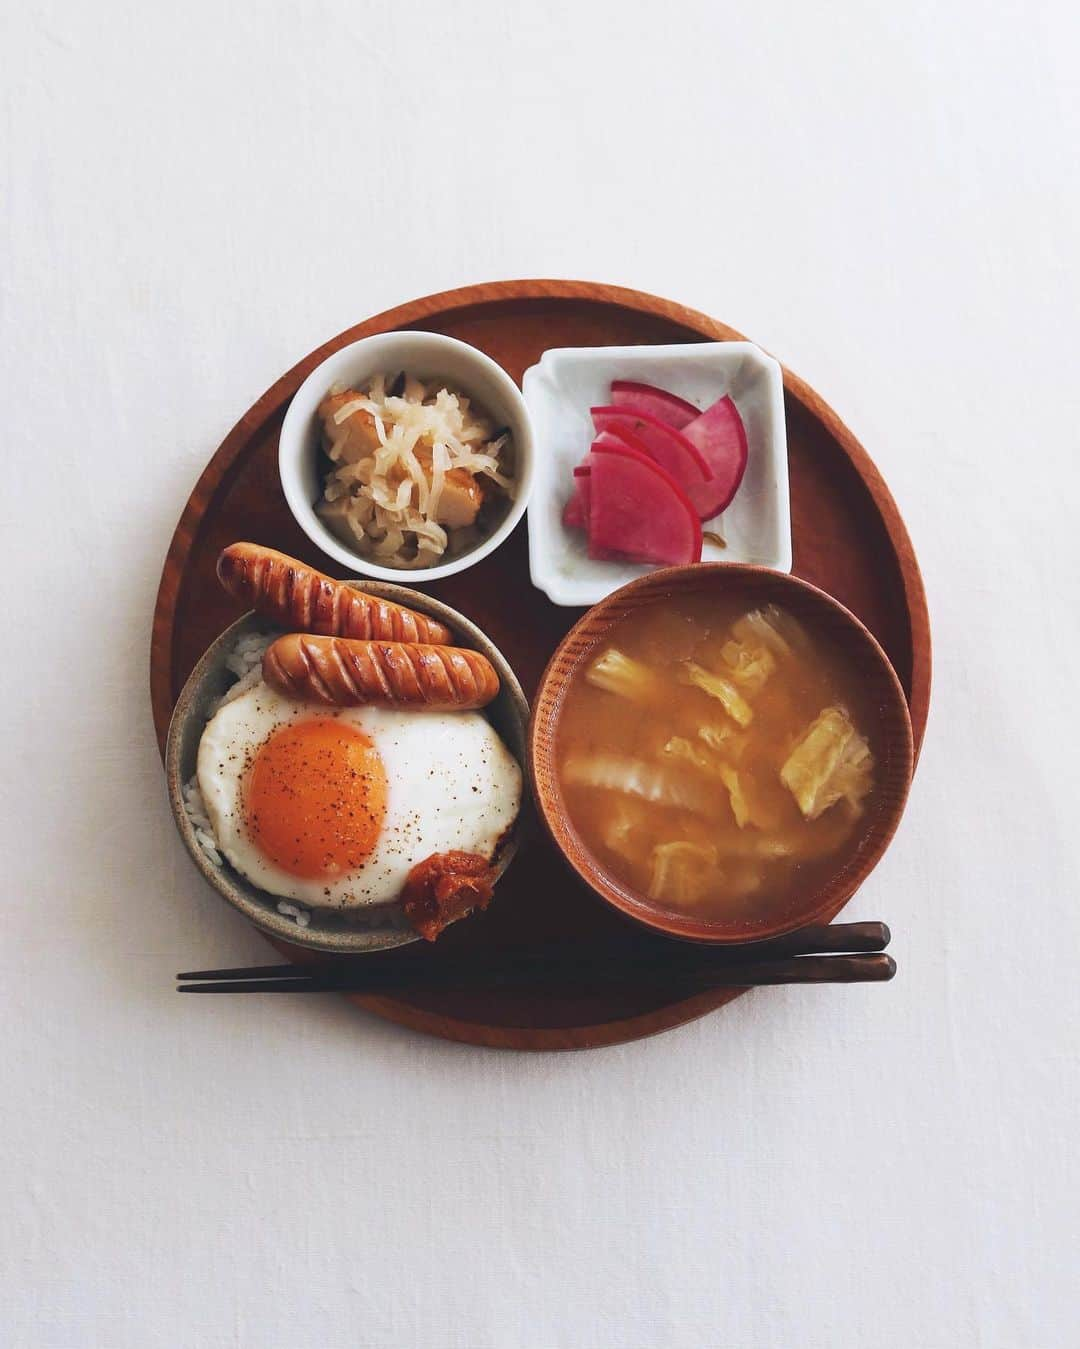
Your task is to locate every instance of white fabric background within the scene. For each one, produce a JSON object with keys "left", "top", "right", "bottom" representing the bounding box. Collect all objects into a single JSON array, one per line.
[{"left": 2, "top": 1, "right": 1077, "bottom": 1346}]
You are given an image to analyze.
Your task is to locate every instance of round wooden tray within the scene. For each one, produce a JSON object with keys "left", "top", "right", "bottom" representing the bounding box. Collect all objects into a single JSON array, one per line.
[{"left": 152, "top": 280, "right": 930, "bottom": 1051}]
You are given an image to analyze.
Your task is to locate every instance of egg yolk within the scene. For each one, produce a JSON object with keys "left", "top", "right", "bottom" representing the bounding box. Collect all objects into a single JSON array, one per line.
[{"left": 242, "top": 718, "right": 388, "bottom": 880}]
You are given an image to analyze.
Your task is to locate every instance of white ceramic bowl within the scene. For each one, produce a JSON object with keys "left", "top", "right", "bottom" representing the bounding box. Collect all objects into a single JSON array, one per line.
[
  {"left": 279, "top": 332, "right": 535, "bottom": 583},
  {"left": 523, "top": 342, "right": 791, "bottom": 607}
]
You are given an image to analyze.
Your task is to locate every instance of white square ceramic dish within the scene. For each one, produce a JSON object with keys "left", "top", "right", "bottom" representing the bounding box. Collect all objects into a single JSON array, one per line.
[{"left": 524, "top": 342, "right": 791, "bottom": 606}]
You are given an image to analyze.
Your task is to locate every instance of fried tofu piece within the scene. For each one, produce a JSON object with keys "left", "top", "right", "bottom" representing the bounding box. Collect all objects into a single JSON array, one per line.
[
  {"left": 318, "top": 391, "right": 383, "bottom": 464},
  {"left": 437, "top": 474, "right": 483, "bottom": 527},
  {"left": 394, "top": 445, "right": 483, "bottom": 528},
  {"left": 421, "top": 453, "right": 484, "bottom": 527}
]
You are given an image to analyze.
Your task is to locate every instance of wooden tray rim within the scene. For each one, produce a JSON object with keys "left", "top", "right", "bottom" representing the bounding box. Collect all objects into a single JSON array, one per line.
[{"left": 150, "top": 278, "right": 931, "bottom": 1051}]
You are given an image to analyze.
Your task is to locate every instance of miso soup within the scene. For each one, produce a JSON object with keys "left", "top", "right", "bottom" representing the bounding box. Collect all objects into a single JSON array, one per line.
[{"left": 556, "top": 593, "right": 880, "bottom": 924}]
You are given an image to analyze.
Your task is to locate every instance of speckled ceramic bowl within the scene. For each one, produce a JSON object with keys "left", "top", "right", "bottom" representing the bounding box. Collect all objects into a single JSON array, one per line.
[{"left": 165, "top": 582, "right": 529, "bottom": 954}]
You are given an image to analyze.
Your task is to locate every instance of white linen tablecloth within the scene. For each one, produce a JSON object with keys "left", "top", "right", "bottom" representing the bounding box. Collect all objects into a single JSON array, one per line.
[{"left": 2, "top": 1, "right": 1077, "bottom": 1345}]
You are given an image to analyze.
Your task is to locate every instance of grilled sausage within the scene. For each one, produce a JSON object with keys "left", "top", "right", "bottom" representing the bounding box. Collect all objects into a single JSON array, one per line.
[
  {"left": 262, "top": 634, "right": 500, "bottom": 710},
  {"left": 216, "top": 543, "right": 452, "bottom": 646}
]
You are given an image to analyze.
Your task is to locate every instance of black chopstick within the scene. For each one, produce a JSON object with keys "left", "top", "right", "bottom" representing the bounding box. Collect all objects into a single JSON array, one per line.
[
  {"left": 175, "top": 917, "right": 884, "bottom": 982},
  {"left": 177, "top": 923, "right": 889, "bottom": 981},
  {"left": 179, "top": 952, "right": 895, "bottom": 993},
  {"left": 177, "top": 922, "right": 893, "bottom": 994}
]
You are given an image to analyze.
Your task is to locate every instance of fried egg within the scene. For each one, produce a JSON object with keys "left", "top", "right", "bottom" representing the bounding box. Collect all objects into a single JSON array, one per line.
[{"left": 196, "top": 683, "right": 521, "bottom": 908}]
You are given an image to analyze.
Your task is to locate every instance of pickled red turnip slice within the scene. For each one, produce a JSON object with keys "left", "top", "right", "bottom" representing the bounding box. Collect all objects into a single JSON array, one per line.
[
  {"left": 590, "top": 407, "right": 718, "bottom": 521},
  {"left": 587, "top": 440, "right": 702, "bottom": 565},
  {"left": 679, "top": 395, "right": 749, "bottom": 516},
  {"left": 562, "top": 490, "right": 585, "bottom": 530},
  {"left": 562, "top": 464, "right": 591, "bottom": 531},
  {"left": 610, "top": 380, "right": 699, "bottom": 430}
]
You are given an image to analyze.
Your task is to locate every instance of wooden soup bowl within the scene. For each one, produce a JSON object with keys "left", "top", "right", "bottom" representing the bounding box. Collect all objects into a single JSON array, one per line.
[{"left": 529, "top": 565, "right": 915, "bottom": 944}]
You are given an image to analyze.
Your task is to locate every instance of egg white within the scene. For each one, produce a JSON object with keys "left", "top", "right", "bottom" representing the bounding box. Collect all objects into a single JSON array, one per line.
[{"left": 196, "top": 682, "right": 521, "bottom": 908}]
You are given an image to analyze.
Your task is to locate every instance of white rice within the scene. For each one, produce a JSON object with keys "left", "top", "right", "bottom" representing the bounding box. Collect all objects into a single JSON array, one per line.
[
  {"left": 210, "top": 631, "right": 273, "bottom": 714},
  {"left": 182, "top": 778, "right": 224, "bottom": 869},
  {"left": 275, "top": 900, "right": 311, "bottom": 929}
]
